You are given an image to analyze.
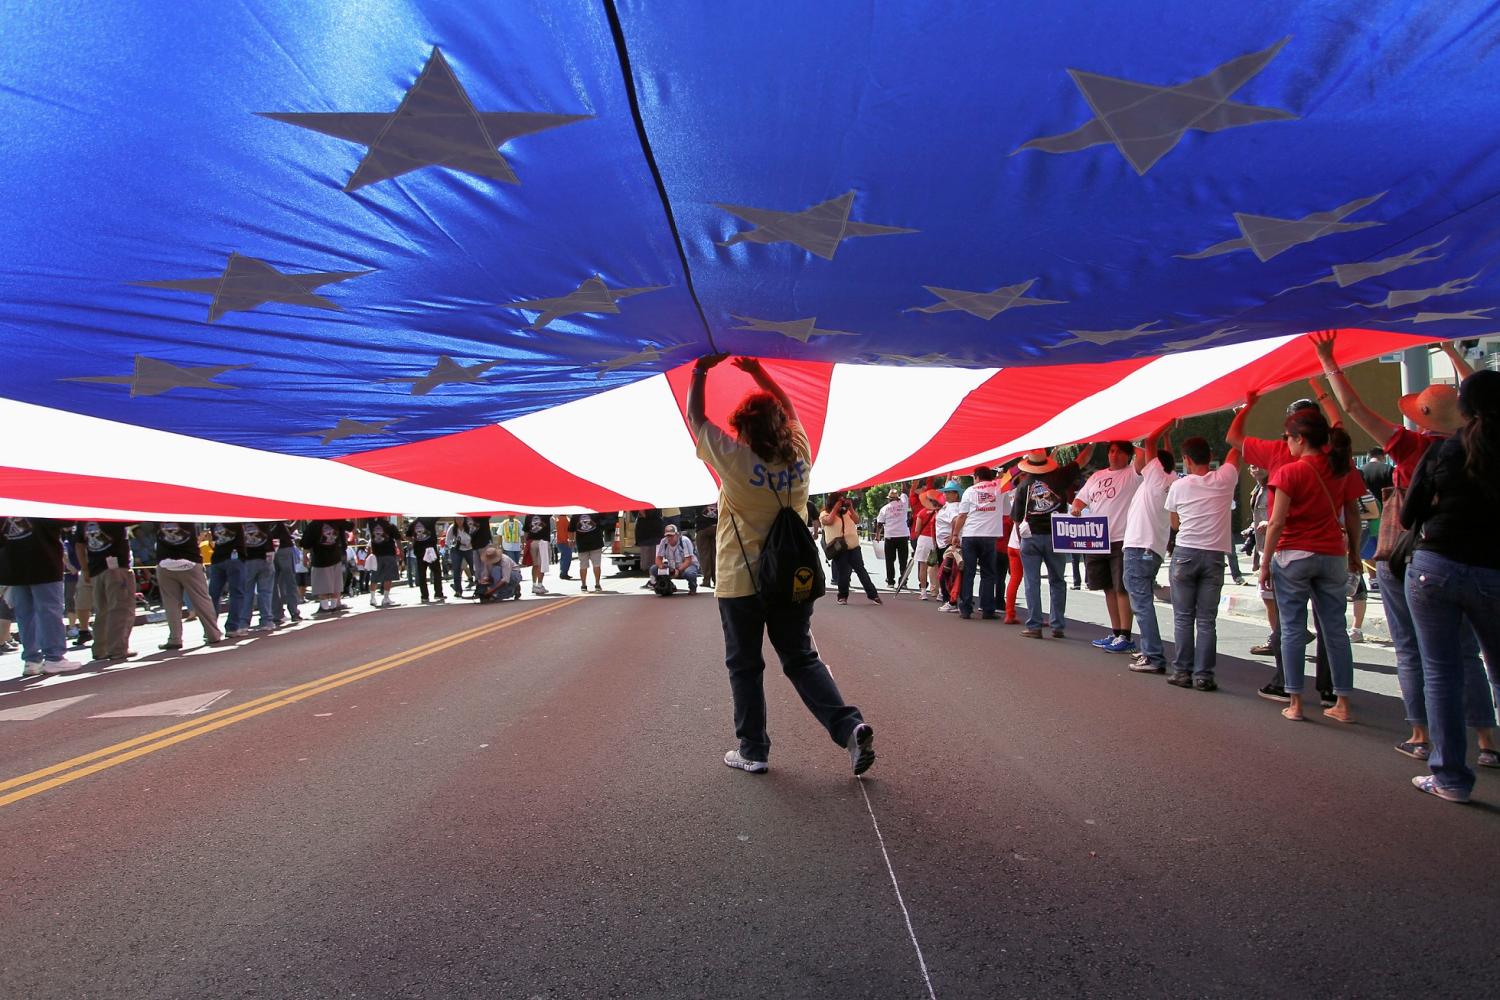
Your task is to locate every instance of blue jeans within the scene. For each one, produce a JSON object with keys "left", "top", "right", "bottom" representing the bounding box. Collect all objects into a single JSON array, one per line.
[
  {"left": 717, "top": 596, "right": 863, "bottom": 763},
  {"left": 273, "top": 547, "right": 302, "bottom": 622},
  {"left": 1380, "top": 560, "right": 1496, "bottom": 728},
  {"left": 1020, "top": 532, "right": 1067, "bottom": 629},
  {"left": 1170, "top": 547, "right": 1225, "bottom": 679},
  {"left": 208, "top": 558, "right": 246, "bottom": 632},
  {"left": 9, "top": 581, "right": 66, "bottom": 663},
  {"left": 1405, "top": 550, "right": 1500, "bottom": 796},
  {"left": 238, "top": 557, "right": 275, "bottom": 628},
  {"left": 1271, "top": 554, "right": 1354, "bottom": 695},
  {"left": 450, "top": 548, "right": 474, "bottom": 595},
  {"left": 1122, "top": 547, "right": 1165, "bottom": 668},
  {"left": 557, "top": 543, "right": 573, "bottom": 578},
  {"left": 959, "top": 536, "right": 1001, "bottom": 616}
]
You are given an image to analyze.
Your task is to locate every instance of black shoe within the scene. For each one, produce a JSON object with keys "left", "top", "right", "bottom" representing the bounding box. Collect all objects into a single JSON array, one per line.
[
  {"left": 1167, "top": 673, "right": 1194, "bottom": 688},
  {"left": 1194, "top": 677, "right": 1218, "bottom": 692},
  {"left": 1319, "top": 691, "right": 1337, "bottom": 708},
  {"left": 959, "top": 612, "right": 972, "bottom": 620},
  {"left": 1249, "top": 642, "right": 1274, "bottom": 656},
  {"left": 981, "top": 612, "right": 1000, "bottom": 620},
  {"left": 158, "top": 642, "right": 182, "bottom": 651},
  {"left": 1257, "top": 684, "right": 1291, "bottom": 703},
  {"left": 1051, "top": 628, "right": 1066, "bottom": 639}
]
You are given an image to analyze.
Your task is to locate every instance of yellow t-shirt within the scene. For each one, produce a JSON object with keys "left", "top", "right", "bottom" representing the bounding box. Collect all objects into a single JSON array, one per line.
[{"left": 694, "top": 418, "right": 812, "bottom": 599}]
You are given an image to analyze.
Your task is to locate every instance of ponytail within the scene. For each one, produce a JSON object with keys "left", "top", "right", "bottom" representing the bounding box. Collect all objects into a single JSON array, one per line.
[{"left": 1326, "top": 426, "right": 1352, "bottom": 477}]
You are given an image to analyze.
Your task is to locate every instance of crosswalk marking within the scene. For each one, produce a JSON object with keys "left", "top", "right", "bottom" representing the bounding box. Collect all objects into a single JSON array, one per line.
[
  {"left": 90, "top": 690, "right": 231, "bottom": 719},
  {"left": 0, "top": 695, "right": 96, "bottom": 722}
]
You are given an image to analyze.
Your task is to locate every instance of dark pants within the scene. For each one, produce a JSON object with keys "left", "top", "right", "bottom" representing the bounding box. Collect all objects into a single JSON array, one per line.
[
  {"left": 959, "top": 536, "right": 1002, "bottom": 617},
  {"left": 450, "top": 548, "right": 474, "bottom": 595},
  {"left": 1070, "top": 553, "right": 1084, "bottom": 587},
  {"left": 695, "top": 527, "right": 717, "bottom": 586},
  {"left": 832, "top": 545, "right": 879, "bottom": 600},
  {"left": 415, "top": 554, "right": 446, "bottom": 601},
  {"left": 717, "top": 596, "right": 863, "bottom": 764},
  {"left": 884, "top": 536, "right": 910, "bottom": 585},
  {"left": 272, "top": 547, "right": 301, "bottom": 623}
]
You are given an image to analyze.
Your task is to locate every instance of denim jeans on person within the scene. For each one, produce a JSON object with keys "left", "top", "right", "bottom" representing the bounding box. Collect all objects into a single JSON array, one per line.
[
  {"left": 1170, "top": 546, "right": 1225, "bottom": 679},
  {"left": 273, "top": 546, "right": 301, "bottom": 623},
  {"left": 450, "top": 547, "right": 474, "bottom": 595},
  {"left": 959, "top": 536, "right": 1001, "bottom": 616},
  {"left": 557, "top": 542, "right": 573, "bottom": 578},
  {"left": 208, "top": 557, "right": 246, "bottom": 631},
  {"left": 1271, "top": 553, "right": 1354, "bottom": 695},
  {"left": 716, "top": 595, "right": 863, "bottom": 763},
  {"left": 831, "top": 545, "right": 879, "bottom": 600},
  {"left": 8, "top": 581, "right": 65, "bottom": 663},
  {"left": 1405, "top": 550, "right": 1500, "bottom": 796},
  {"left": 1122, "top": 547, "right": 1165, "bottom": 668},
  {"left": 238, "top": 556, "right": 274, "bottom": 628},
  {"left": 1378, "top": 559, "right": 1497, "bottom": 730},
  {"left": 1019, "top": 532, "right": 1067, "bottom": 629}
]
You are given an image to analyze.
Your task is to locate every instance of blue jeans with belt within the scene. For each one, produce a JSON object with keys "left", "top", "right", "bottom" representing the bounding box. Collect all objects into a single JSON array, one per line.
[
  {"left": 1271, "top": 553, "right": 1354, "bottom": 695},
  {"left": 1169, "top": 546, "right": 1225, "bottom": 679},
  {"left": 1020, "top": 532, "right": 1067, "bottom": 629},
  {"left": 9, "top": 581, "right": 65, "bottom": 663},
  {"left": 1122, "top": 547, "right": 1165, "bottom": 668},
  {"left": 1405, "top": 550, "right": 1500, "bottom": 796},
  {"left": 1379, "top": 559, "right": 1496, "bottom": 729}
]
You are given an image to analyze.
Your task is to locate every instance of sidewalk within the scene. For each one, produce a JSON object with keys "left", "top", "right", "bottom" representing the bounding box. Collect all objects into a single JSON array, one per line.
[{"left": 1216, "top": 579, "right": 1390, "bottom": 643}]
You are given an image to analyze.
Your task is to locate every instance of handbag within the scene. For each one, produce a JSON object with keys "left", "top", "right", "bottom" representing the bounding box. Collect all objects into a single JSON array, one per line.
[
  {"left": 1373, "top": 485, "right": 1406, "bottom": 561},
  {"left": 363, "top": 553, "right": 379, "bottom": 572}
]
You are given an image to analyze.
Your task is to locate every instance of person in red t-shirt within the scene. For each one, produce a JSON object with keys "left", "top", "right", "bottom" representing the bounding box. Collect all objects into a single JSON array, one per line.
[
  {"left": 1229, "top": 387, "right": 1338, "bottom": 702},
  {"left": 909, "top": 482, "right": 944, "bottom": 599},
  {"left": 1311, "top": 330, "right": 1497, "bottom": 762},
  {"left": 1260, "top": 410, "right": 1364, "bottom": 723}
]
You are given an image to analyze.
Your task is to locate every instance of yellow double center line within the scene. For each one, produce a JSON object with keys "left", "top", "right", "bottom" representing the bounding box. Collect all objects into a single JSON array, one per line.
[{"left": 0, "top": 597, "right": 582, "bottom": 809}]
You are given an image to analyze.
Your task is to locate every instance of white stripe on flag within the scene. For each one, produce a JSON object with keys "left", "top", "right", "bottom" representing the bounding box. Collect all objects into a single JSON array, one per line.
[
  {"left": 503, "top": 373, "right": 719, "bottom": 507},
  {"left": 811, "top": 364, "right": 997, "bottom": 493}
]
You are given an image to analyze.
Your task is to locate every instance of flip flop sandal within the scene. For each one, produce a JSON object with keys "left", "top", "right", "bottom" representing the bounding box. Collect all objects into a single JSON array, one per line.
[
  {"left": 1394, "top": 740, "right": 1431, "bottom": 761},
  {"left": 1478, "top": 749, "right": 1500, "bottom": 768}
]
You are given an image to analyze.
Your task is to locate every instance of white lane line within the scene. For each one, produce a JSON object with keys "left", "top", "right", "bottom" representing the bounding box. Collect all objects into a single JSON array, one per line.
[{"left": 859, "top": 780, "right": 937, "bottom": 1000}]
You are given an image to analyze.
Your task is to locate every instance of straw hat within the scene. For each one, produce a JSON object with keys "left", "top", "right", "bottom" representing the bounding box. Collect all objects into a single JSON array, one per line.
[
  {"left": 1397, "top": 384, "right": 1463, "bottom": 434},
  {"left": 1016, "top": 450, "right": 1058, "bottom": 475},
  {"left": 479, "top": 545, "right": 504, "bottom": 565}
]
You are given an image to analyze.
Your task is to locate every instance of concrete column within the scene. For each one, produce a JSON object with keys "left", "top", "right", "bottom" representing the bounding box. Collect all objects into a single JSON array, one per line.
[{"left": 1399, "top": 346, "right": 1431, "bottom": 429}]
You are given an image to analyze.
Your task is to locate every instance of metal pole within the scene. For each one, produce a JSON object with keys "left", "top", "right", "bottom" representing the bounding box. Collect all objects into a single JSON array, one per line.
[{"left": 1399, "top": 346, "right": 1431, "bottom": 430}]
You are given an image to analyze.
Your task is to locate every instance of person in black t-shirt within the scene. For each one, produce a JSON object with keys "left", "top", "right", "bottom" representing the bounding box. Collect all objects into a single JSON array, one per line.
[
  {"left": 405, "top": 517, "right": 445, "bottom": 603},
  {"left": 523, "top": 513, "right": 551, "bottom": 595},
  {"left": 302, "top": 519, "right": 351, "bottom": 614},
  {"left": 237, "top": 522, "right": 278, "bottom": 632},
  {"left": 1, "top": 516, "right": 77, "bottom": 674},
  {"left": 1011, "top": 447, "right": 1091, "bottom": 638},
  {"left": 633, "top": 509, "right": 664, "bottom": 586},
  {"left": 568, "top": 512, "right": 606, "bottom": 593},
  {"left": 204, "top": 522, "right": 247, "bottom": 634},
  {"left": 367, "top": 517, "right": 404, "bottom": 608},
  {"left": 153, "top": 521, "right": 224, "bottom": 650},
  {"left": 73, "top": 520, "right": 136, "bottom": 662}
]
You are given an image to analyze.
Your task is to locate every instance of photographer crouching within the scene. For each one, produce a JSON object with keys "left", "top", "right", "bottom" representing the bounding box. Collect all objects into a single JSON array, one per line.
[{"left": 651, "top": 523, "right": 700, "bottom": 595}]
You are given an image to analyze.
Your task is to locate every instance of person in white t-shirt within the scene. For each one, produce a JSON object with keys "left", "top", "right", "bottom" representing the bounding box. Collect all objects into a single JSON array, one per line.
[
  {"left": 1119, "top": 422, "right": 1175, "bottom": 674},
  {"left": 952, "top": 466, "right": 1006, "bottom": 619},
  {"left": 1071, "top": 441, "right": 1143, "bottom": 653},
  {"left": 876, "top": 489, "right": 911, "bottom": 587},
  {"left": 1163, "top": 437, "right": 1241, "bottom": 690}
]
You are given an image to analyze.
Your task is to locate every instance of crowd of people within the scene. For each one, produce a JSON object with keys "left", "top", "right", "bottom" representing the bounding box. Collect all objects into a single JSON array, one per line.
[{"left": 4, "top": 342, "right": 1496, "bottom": 799}]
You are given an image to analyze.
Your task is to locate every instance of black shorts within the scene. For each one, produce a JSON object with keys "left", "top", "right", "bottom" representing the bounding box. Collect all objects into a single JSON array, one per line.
[{"left": 1086, "top": 541, "right": 1125, "bottom": 592}]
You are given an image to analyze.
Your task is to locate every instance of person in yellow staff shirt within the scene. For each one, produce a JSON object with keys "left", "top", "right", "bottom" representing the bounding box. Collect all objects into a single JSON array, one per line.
[{"left": 687, "top": 354, "right": 875, "bottom": 778}]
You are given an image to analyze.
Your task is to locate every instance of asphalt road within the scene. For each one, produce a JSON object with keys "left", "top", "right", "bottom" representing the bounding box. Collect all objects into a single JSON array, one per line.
[{"left": 0, "top": 572, "right": 1496, "bottom": 999}]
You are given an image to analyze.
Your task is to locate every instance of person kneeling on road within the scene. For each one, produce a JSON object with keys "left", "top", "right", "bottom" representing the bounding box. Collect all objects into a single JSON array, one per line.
[
  {"left": 473, "top": 545, "right": 522, "bottom": 603},
  {"left": 651, "top": 523, "right": 700, "bottom": 595}
]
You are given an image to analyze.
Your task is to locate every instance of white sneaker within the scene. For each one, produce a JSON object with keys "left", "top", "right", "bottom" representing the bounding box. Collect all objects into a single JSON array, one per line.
[
  {"left": 942, "top": 604, "right": 960, "bottom": 613},
  {"left": 532, "top": 584, "right": 548, "bottom": 596},
  {"left": 42, "top": 658, "right": 80, "bottom": 674},
  {"left": 919, "top": 592, "right": 929, "bottom": 601},
  {"left": 1348, "top": 627, "right": 1364, "bottom": 643},
  {"left": 938, "top": 602, "right": 951, "bottom": 611},
  {"left": 724, "top": 749, "right": 768, "bottom": 774},
  {"left": 21, "top": 661, "right": 45, "bottom": 678}
]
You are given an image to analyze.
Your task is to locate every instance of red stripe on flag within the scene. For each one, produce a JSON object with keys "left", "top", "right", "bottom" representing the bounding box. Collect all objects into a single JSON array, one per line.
[
  {"left": 336, "top": 424, "right": 647, "bottom": 512},
  {"left": 0, "top": 467, "right": 383, "bottom": 519},
  {"left": 664, "top": 359, "right": 837, "bottom": 463}
]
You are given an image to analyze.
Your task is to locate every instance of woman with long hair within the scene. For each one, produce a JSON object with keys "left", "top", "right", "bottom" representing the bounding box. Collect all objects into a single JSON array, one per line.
[
  {"left": 1259, "top": 410, "right": 1364, "bottom": 722},
  {"left": 1402, "top": 370, "right": 1500, "bottom": 803},
  {"left": 687, "top": 355, "right": 875, "bottom": 777},
  {"left": 820, "top": 491, "right": 881, "bottom": 605}
]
